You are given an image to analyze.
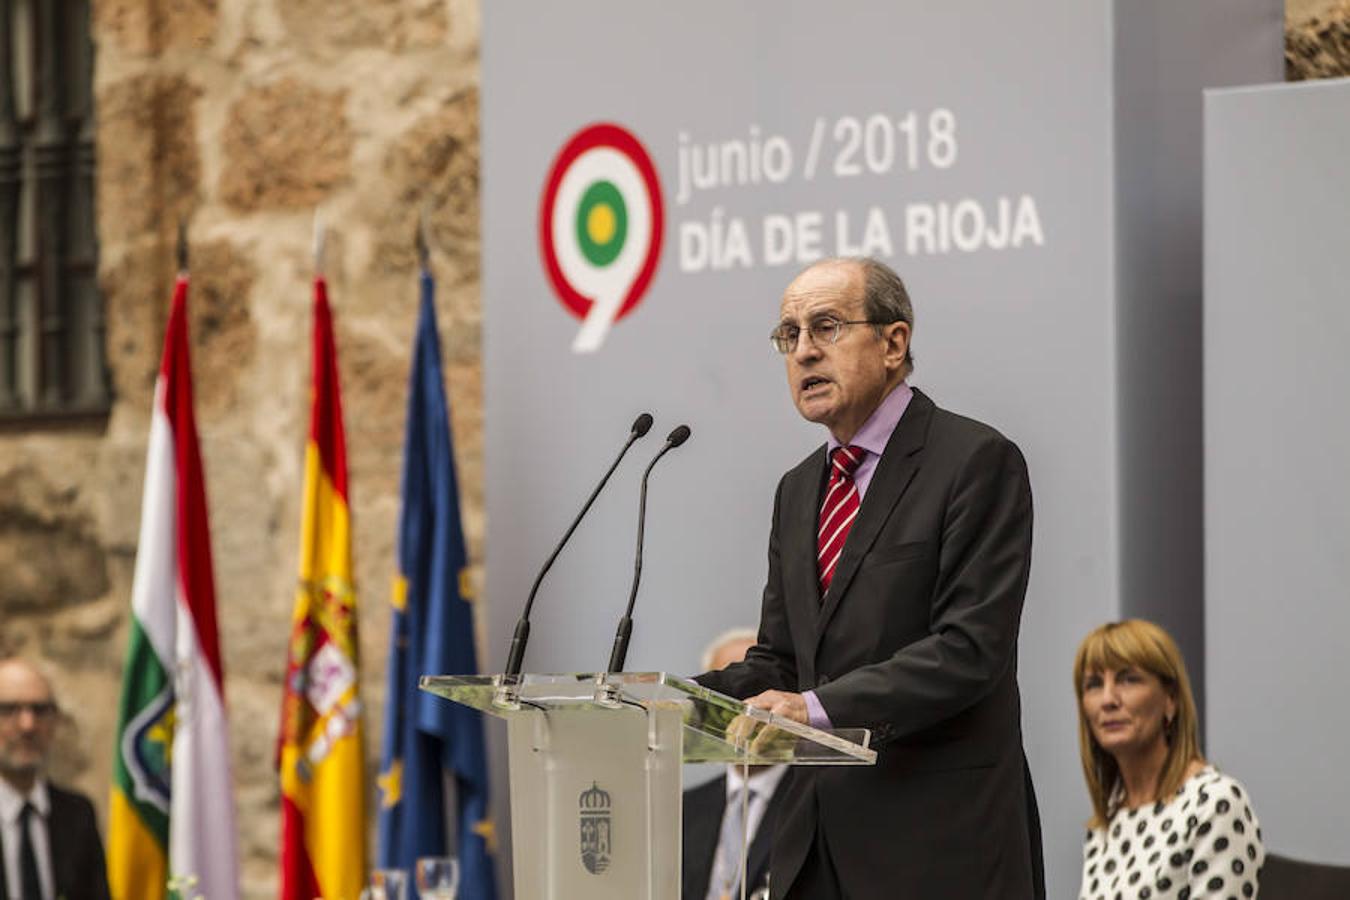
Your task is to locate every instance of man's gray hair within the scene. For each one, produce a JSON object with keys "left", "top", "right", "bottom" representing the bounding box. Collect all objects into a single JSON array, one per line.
[
  {"left": 699, "top": 627, "right": 759, "bottom": 672},
  {"left": 843, "top": 256, "right": 915, "bottom": 376}
]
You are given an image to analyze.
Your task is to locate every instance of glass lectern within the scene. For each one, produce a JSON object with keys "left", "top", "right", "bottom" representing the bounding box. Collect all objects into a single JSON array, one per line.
[{"left": 420, "top": 672, "right": 875, "bottom": 900}]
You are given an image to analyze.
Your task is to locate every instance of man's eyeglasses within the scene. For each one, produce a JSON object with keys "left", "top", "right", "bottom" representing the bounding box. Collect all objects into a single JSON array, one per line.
[
  {"left": 0, "top": 701, "right": 58, "bottom": 721},
  {"left": 769, "top": 316, "right": 886, "bottom": 354}
]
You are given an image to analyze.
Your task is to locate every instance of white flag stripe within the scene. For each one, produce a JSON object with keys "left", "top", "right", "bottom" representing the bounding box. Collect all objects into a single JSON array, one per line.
[
  {"left": 170, "top": 626, "right": 240, "bottom": 900},
  {"left": 128, "top": 386, "right": 179, "bottom": 664}
]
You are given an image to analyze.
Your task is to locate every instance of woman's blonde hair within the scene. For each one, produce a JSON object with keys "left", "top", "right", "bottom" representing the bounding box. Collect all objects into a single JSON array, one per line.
[{"left": 1073, "top": 619, "right": 1203, "bottom": 828}]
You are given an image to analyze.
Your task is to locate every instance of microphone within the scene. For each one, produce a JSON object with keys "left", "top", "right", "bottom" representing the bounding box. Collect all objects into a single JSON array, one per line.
[
  {"left": 501, "top": 413, "right": 654, "bottom": 680},
  {"left": 606, "top": 424, "right": 692, "bottom": 674}
]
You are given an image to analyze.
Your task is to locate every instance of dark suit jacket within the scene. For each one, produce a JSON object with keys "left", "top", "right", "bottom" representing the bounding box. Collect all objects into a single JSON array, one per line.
[
  {"left": 682, "top": 771, "right": 788, "bottom": 900},
  {"left": 697, "top": 389, "right": 1044, "bottom": 900},
  {"left": 0, "top": 783, "right": 111, "bottom": 900}
]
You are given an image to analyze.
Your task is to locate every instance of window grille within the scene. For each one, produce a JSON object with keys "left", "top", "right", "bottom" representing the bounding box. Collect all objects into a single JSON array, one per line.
[{"left": 1, "top": 0, "right": 108, "bottom": 421}]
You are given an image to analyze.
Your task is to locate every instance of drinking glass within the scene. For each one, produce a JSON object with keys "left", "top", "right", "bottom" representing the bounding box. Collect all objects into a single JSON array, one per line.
[
  {"left": 415, "top": 856, "right": 460, "bottom": 900},
  {"left": 368, "top": 868, "right": 409, "bottom": 900}
]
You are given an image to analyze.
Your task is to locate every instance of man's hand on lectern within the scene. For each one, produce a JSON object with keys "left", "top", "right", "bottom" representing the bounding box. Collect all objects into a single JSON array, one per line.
[
  {"left": 716, "top": 690, "right": 804, "bottom": 760},
  {"left": 744, "top": 689, "right": 808, "bottom": 724}
]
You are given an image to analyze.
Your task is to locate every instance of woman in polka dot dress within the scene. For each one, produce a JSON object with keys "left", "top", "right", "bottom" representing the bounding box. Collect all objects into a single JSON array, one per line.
[{"left": 1074, "top": 620, "right": 1264, "bottom": 899}]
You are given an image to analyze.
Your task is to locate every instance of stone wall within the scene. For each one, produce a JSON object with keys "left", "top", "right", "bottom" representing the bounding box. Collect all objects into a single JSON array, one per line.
[
  {"left": 0, "top": 1, "right": 482, "bottom": 896},
  {"left": 1287, "top": 1, "right": 1350, "bottom": 78}
]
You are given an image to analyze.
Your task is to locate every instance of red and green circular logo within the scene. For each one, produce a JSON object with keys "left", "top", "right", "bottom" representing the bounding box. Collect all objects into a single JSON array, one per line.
[{"left": 539, "top": 123, "right": 664, "bottom": 353}]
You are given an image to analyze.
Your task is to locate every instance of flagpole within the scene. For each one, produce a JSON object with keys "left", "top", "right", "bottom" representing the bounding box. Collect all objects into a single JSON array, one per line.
[
  {"left": 313, "top": 209, "right": 326, "bottom": 277},
  {"left": 176, "top": 218, "right": 189, "bottom": 276},
  {"left": 416, "top": 205, "right": 431, "bottom": 273}
]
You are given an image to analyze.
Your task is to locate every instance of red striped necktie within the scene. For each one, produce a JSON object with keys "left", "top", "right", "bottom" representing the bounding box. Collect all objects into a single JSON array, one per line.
[{"left": 818, "top": 445, "right": 864, "bottom": 594}]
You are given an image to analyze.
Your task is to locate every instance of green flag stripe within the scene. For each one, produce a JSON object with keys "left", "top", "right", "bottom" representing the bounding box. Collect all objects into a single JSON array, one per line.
[{"left": 112, "top": 619, "right": 172, "bottom": 844}]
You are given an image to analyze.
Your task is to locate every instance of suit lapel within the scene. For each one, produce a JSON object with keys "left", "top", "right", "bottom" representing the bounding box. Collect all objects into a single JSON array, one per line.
[
  {"left": 812, "top": 390, "right": 932, "bottom": 654},
  {"left": 45, "top": 787, "right": 69, "bottom": 900},
  {"left": 0, "top": 820, "right": 8, "bottom": 900},
  {"left": 786, "top": 446, "right": 829, "bottom": 673}
]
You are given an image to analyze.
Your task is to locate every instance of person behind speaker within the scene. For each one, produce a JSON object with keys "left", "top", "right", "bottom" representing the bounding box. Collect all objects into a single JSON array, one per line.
[
  {"left": 683, "top": 628, "right": 788, "bottom": 900},
  {"left": 0, "top": 657, "right": 110, "bottom": 900},
  {"left": 1074, "top": 620, "right": 1264, "bottom": 900},
  {"left": 696, "top": 257, "right": 1043, "bottom": 899}
]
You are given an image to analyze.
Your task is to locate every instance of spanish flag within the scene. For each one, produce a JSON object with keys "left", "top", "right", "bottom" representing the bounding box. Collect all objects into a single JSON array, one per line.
[
  {"left": 278, "top": 276, "right": 368, "bottom": 900},
  {"left": 108, "top": 274, "right": 240, "bottom": 900}
]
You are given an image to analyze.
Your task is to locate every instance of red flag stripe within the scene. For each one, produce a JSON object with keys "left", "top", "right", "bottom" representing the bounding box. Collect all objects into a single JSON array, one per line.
[
  {"left": 159, "top": 275, "right": 225, "bottom": 690},
  {"left": 309, "top": 278, "right": 349, "bottom": 502},
  {"left": 279, "top": 797, "right": 323, "bottom": 900}
]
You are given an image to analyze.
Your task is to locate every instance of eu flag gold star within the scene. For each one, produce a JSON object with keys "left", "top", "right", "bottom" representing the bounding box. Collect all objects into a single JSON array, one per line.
[
  {"left": 377, "top": 759, "right": 403, "bottom": 809},
  {"left": 472, "top": 817, "right": 498, "bottom": 855}
]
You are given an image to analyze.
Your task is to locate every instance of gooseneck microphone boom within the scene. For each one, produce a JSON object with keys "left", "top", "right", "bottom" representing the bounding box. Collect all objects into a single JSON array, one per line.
[
  {"left": 501, "top": 413, "right": 654, "bottom": 678},
  {"left": 606, "top": 424, "right": 692, "bottom": 674}
]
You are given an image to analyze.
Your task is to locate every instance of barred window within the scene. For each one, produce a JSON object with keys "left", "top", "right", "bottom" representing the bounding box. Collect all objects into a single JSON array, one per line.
[{"left": 1, "top": 0, "right": 108, "bottom": 420}]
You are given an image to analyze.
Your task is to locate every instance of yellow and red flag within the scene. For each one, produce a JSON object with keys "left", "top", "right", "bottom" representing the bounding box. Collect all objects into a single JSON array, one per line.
[{"left": 278, "top": 276, "right": 367, "bottom": 900}]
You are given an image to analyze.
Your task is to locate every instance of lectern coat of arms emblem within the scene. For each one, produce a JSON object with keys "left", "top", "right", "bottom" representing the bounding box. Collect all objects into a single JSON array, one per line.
[{"left": 579, "top": 781, "right": 613, "bottom": 874}]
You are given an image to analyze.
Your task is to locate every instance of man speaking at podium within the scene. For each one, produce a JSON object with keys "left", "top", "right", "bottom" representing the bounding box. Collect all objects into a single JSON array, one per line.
[{"left": 696, "top": 258, "right": 1043, "bottom": 900}]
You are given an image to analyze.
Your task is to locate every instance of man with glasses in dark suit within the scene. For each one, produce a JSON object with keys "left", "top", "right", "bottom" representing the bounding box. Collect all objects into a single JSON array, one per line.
[
  {"left": 0, "top": 657, "right": 110, "bottom": 900},
  {"left": 696, "top": 258, "right": 1044, "bottom": 900}
]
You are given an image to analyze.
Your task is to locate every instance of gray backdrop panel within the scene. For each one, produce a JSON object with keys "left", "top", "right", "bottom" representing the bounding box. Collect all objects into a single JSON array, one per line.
[
  {"left": 1205, "top": 77, "right": 1350, "bottom": 867},
  {"left": 481, "top": 3, "right": 1280, "bottom": 895}
]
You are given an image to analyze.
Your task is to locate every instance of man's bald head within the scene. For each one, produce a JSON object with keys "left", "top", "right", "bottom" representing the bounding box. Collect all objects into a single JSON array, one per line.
[
  {"left": 701, "top": 628, "right": 759, "bottom": 673},
  {"left": 0, "top": 657, "right": 54, "bottom": 694}
]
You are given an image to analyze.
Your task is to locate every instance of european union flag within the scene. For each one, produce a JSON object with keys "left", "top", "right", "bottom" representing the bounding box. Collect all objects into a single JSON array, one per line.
[{"left": 377, "top": 271, "right": 498, "bottom": 900}]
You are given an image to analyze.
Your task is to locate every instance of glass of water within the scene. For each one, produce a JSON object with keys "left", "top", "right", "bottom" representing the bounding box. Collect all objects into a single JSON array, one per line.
[
  {"left": 415, "top": 856, "right": 460, "bottom": 900},
  {"left": 367, "top": 868, "right": 409, "bottom": 900}
]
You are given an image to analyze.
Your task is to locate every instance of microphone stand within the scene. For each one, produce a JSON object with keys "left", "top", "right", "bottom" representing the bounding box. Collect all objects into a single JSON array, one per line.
[
  {"left": 597, "top": 425, "right": 692, "bottom": 704},
  {"left": 494, "top": 413, "right": 653, "bottom": 708}
]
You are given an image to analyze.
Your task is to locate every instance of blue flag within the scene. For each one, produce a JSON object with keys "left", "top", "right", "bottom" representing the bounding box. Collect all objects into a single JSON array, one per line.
[{"left": 377, "top": 271, "right": 498, "bottom": 900}]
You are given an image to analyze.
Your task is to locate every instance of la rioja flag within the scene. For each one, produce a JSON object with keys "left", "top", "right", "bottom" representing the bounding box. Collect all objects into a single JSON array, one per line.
[{"left": 108, "top": 274, "right": 240, "bottom": 900}]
